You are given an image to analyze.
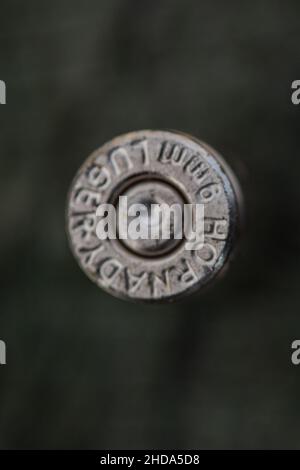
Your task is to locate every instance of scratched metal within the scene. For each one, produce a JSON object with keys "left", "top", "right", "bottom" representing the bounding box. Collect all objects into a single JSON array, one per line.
[{"left": 66, "top": 130, "right": 242, "bottom": 302}]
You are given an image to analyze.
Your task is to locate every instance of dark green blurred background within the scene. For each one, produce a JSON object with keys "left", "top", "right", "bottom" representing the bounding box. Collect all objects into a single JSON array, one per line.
[{"left": 1, "top": 0, "right": 300, "bottom": 449}]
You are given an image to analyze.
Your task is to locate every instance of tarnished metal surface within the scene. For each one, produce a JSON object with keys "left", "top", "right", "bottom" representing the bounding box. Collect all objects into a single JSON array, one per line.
[{"left": 67, "top": 130, "right": 242, "bottom": 302}]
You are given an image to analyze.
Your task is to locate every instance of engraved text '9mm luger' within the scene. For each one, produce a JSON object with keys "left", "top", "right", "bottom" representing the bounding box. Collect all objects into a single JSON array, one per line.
[{"left": 66, "top": 130, "right": 242, "bottom": 303}]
